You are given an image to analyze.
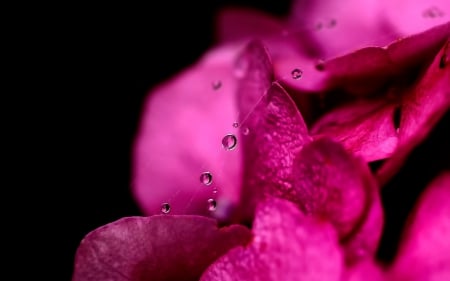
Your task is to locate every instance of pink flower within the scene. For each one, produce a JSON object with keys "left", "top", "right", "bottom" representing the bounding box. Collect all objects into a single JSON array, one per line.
[{"left": 72, "top": 0, "right": 450, "bottom": 280}]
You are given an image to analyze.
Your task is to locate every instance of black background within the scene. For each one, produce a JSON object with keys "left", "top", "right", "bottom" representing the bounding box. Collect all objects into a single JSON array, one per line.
[{"left": 53, "top": 1, "right": 291, "bottom": 280}]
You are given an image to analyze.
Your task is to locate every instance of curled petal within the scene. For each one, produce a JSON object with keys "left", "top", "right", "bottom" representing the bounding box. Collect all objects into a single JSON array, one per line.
[
  {"left": 72, "top": 216, "right": 252, "bottom": 281},
  {"left": 200, "top": 197, "right": 343, "bottom": 281}
]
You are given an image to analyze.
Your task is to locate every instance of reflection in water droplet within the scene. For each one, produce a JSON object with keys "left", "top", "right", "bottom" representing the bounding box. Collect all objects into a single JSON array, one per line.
[
  {"left": 291, "top": 68, "right": 303, "bottom": 79},
  {"left": 161, "top": 203, "right": 170, "bottom": 214},
  {"left": 208, "top": 198, "right": 217, "bottom": 211},
  {"left": 232, "top": 121, "right": 239, "bottom": 128},
  {"left": 200, "top": 172, "right": 213, "bottom": 185},
  {"left": 242, "top": 127, "right": 250, "bottom": 135},
  {"left": 222, "top": 134, "right": 237, "bottom": 150},
  {"left": 212, "top": 188, "right": 218, "bottom": 194},
  {"left": 212, "top": 80, "right": 222, "bottom": 90}
]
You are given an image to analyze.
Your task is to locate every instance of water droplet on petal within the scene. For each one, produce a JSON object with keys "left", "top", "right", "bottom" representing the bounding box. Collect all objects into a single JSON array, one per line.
[
  {"left": 242, "top": 127, "right": 250, "bottom": 135},
  {"left": 207, "top": 198, "right": 217, "bottom": 211},
  {"left": 212, "top": 187, "right": 218, "bottom": 194},
  {"left": 161, "top": 203, "right": 170, "bottom": 214},
  {"left": 200, "top": 172, "right": 213, "bottom": 185},
  {"left": 423, "top": 6, "right": 444, "bottom": 18},
  {"left": 234, "top": 56, "right": 248, "bottom": 78},
  {"left": 315, "top": 59, "right": 325, "bottom": 71},
  {"left": 439, "top": 53, "right": 448, "bottom": 69},
  {"left": 291, "top": 68, "right": 303, "bottom": 79},
  {"left": 222, "top": 134, "right": 237, "bottom": 150},
  {"left": 327, "top": 18, "right": 337, "bottom": 28},
  {"left": 212, "top": 80, "right": 222, "bottom": 90},
  {"left": 232, "top": 121, "right": 239, "bottom": 128},
  {"left": 315, "top": 21, "right": 323, "bottom": 30}
]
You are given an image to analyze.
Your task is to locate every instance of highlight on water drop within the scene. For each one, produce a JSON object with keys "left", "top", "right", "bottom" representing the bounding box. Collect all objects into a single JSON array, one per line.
[
  {"left": 291, "top": 68, "right": 303, "bottom": 80},
  {"left": 222, "top": 134, "right": 237, "bottom": 150},
  {"left": 161, "top": 203, "right": 170, "bottom": 214},
  {"left": 207, "top": 198, "right": 217, "bottom": 211},
  {"left": 200, "top": 171, "right": 213, "bottom": 185}
]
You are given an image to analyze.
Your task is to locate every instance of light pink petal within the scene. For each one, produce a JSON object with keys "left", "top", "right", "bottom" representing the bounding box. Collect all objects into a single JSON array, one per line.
[
  {"left": 377, "top": 39, "right": 450, "bottom": 185},
  {"left": 200, "top": 197, "right": 343, "bottom": 281},
  {"left": 311, "top": 100, "right": 398, "bottom": 162},
  {"left": 288, "top": 0, "right": 398, "bottom": 60},
  {"left": 215, "top": 7, "right": 285, "bottom": 44},
  {"left": 132, "top": 45, "right": 245, "bottom": 219},
  {"left": 381, "top": 0, "right": 450, "bottom": 36},
  {"left": 72, "top": 215, "right": 252, "bottom": 281},
  {"left": 388, "top": 172, "right": 450, "bottom": 280},
  {"left": 291, "top": 137, "right": 383, "bottom": 264}
]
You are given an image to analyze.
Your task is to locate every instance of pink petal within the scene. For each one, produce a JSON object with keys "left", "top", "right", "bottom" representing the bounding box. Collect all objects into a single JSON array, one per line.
[
  {"left": 132, "top": 46, "right": 244, "bottom": 218},
  {"left": 291, "top": 137, "right": 383, "bottom": 263},
  {"left": 377, "top": 39, "right": 450, "bottom": 185},
  {"left": 381, "top": 0, "right": 450, "bottom": 36},
  {"left": 311, "top": 100, "right": 398, "bottom": 162},
  {"left": 200, "top": 197, "right": 343, "bottom": 281},
  {"left": 387, "top": 172, "right": 450, "bottom": 280},
  {"left": 344, "top": 259, "right": 387, "bottom": 281},
  {"left": 235, "top": 40, "right": 311, "bottom": 221},
  {"left": 72, "top": 215, "right": 252, "bottom": 281}
]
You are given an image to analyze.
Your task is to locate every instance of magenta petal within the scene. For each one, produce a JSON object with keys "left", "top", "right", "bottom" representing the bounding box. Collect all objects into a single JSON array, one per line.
[
  {"left": 236, "top": 42, "right": 311, "bottom": 220},
  {"left": 311, "top": 100, "right": 398, "bottom": 162},
  {"left": 72, "top": 215, "right": 252, "bottom": 281},
  {"left": 132, "top": 46, "right": 244, "bottom": 218},
  {"left": 291, "top": 138, "right": 383, "bottom": 263},
  {"left": 388, "top": 172, "right": 450, "bottom": 280},
  {"left": 200, "top": 197, "right": 343, "bottom": 281},
  {"left": 344, "top": 260, "right": 386, "bottom": 281}
]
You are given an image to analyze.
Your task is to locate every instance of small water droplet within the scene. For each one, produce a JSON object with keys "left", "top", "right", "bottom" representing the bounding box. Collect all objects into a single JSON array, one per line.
[
  {"left": 234, "top": 56, "right": 248, "bottom": 78},
  {"left": 423, "top": 6, "right": 444, "bottom": 18},
  {"left": 439, "top": 53, "right": 448, "bottom": 69},
  {"left": 327, "top": 18, "right": 337, "bottom": 28},
  {"left": 315, "top": 21, "right": 323, "bottom": 30},
  {"left": 212, "top": 80, "right": 222, "bottom": 90},
  {"left": 161, "top": 203, "right": 170, "bottom": 214},
  {"left": 242, "top": 127, "right": 250, "bottom": 135},
  {"left": 222, "top": 134, "right": 237, "bottom": 150},
  {"left": 315, "top": 60, "right": 325, "bottom": 71},
  {"left": 291, "top": 68, "right": 303, "bottom": 79},
  {"left": 200, "top": 172, "right": 213, "bottom": 185},
  {"left": 232, "top": 121, "right": 239, "bottom": 128},
  {"left": 212, "top": 188, "right": 218, "bottom": 194},
  {"left": 207, "top": 198, "right": 217, "bottom": 211}
]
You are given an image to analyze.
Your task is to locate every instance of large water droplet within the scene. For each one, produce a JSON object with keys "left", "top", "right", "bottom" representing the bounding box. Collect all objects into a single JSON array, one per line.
[
  {"left": 291, "top": 68, "right": 303, "bottom": 79},
  {"left": 161, "top": 203, "right": 170, "bottom": 214},
  {"left": 222, "top": 134, "right": 237, "bottom": 150},
  {"left": 200, "top": 172, "right": 213, "bottom": 185},
  {"left": 212, "top": 80, "right": 222, "bottom": 90},
  {"left": 232, "top": 121, "right": 239, "bottom": 128},
  {"left": 208, "top": 198, "right": 217, "bottom": 211}
]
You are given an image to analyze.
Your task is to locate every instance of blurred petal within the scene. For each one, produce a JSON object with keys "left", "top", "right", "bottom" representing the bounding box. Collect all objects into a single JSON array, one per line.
[
  {"left": 72, "top": 216, "right": 252, "bottom": 281},
  {"left": 381, "top": 0, "right": 450, "bottom": 35},
  {"left": 200, "top": 197, "right": 343, "bottom": 281},
  {"left": 291, "top": 138, "right": 383, "bottom": 263},
  {"left": 388, "top": 172, "right": 450, "bottom": 280},
  {"left": 132, "top": 45, "right": 244, "bottom": 218}
]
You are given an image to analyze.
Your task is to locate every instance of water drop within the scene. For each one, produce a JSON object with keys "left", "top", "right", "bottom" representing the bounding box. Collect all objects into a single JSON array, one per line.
[
  {"left": 222, "top": 134, "right": 237, "bottom": 150},
  {"left": 327, "top": 19, "right": 337, "bottom": 28},
  {"left": 208, "top": 198, "right": 217, "bottom": 211},
  {"left": 242, "top": 127, "right": 250, "bottom": 135},
  {"left": 439, "top": 53, "right": 448, "bottom": 69},
  {"left": 234, "top": 56, "right": 248, "bottom": 78},
  {"left": 212, "top": 80, "right": 222, "bottom": 90},
  {"left": 212, "top": 187, "right": 218, "bottom": 194},
  {"left": 232, "top": 121, "right": 239, "bottom": 128},
  {"left": 315, "top": 59, "right": 325, "bottom": 71},
  {"left": 423, "top": 6, "right": 444, "bottom": 18},
  {"left": 315, "top": 21, "right": 323, "bottom": 30},
  {"left": 200, "top": 172, "right": 213, "bottom": 185},
  {"left": 161, "top": 203, "right": 170, "bottom": 214},
  {"left": 291, "top": 68, "right": 303, "bottom": 79}
]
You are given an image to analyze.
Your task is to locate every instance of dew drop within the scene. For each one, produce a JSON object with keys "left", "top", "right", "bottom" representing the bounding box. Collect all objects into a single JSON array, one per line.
[
  {"left": 327, "top": 18, "right": 337, "bottom": 28},
  {"left": 423, "top": 6, "right": 444, "bottom": 18},
  {"left": 207, "top": 198, "right": 217, "bottom": 211},
  {"left": 200, "top": 172, "right": 213, "bottom": 185},
  {"left": 212, "top": 187, "right": 218, "bottom": 194},
  {"left": 315, "top": 59, "right": 325, "bottom": 71},
  {"left": 291, "top": 68, "right": 303, "bottom": 79},
  {"left": 232, "top": 121, "right": 239, "bottom": 128},
  {"left": 222, "top": 134, "right": 237, "bottom": 150},
  {"left": 212, "top": 80, "right": 222, "bottom": 90},
  {"left": 242, "top": 127, "right": 250, "bottom": 135},
  {"left": 161, "top": 203, "right": 170, "bottom": 214}
]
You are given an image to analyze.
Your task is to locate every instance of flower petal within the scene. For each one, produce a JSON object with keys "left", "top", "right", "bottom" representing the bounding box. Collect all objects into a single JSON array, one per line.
[
  {"left": 291, "top": 137, "right": 383, "bottom": 263},
  {"left": 200, "top": 197, "right": 343, "bottom": 281},
  {"left": 72, "top": 215, "right": 252, "bottom": 281},
  {"left": 388, "top": 172, "right": 450, "bottom": 280},
  {"left": 132, "top": 45, "right": 243, "bottom": 218}
]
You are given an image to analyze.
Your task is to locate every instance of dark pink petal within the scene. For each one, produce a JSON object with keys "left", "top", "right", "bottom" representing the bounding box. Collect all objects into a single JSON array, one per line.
[
  {"left": 132, "top": 46, "right": 244, "bottom": 218},
  {"left": 377, "top": 39, "right": 450, "bottom": 185},
  {"left": 291, "top": 137, "right": 383, "bottom": 264},
  {"left": 387, "top": 172, "right": 450, "bottom": 280},
  {"left": 381, "top": 0, "right": 450, "bottom": 35},
  {"left": 235, "top": 40, "right": 311, "bottom": 221},
  {"left": 311, "top": 100, "right": 398, "bottom": 162},
  {"left": 216, "top": 7, "right": 284, "bottom": 44},
  {"left": 288, "top": 0, "right": 399, "bottom": 60},
  {"left": 200, "top": 197, "right": 343, "bottom": 281},
  {"left": 72, "top": 215, "right": 252, "bottom": 281}
]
